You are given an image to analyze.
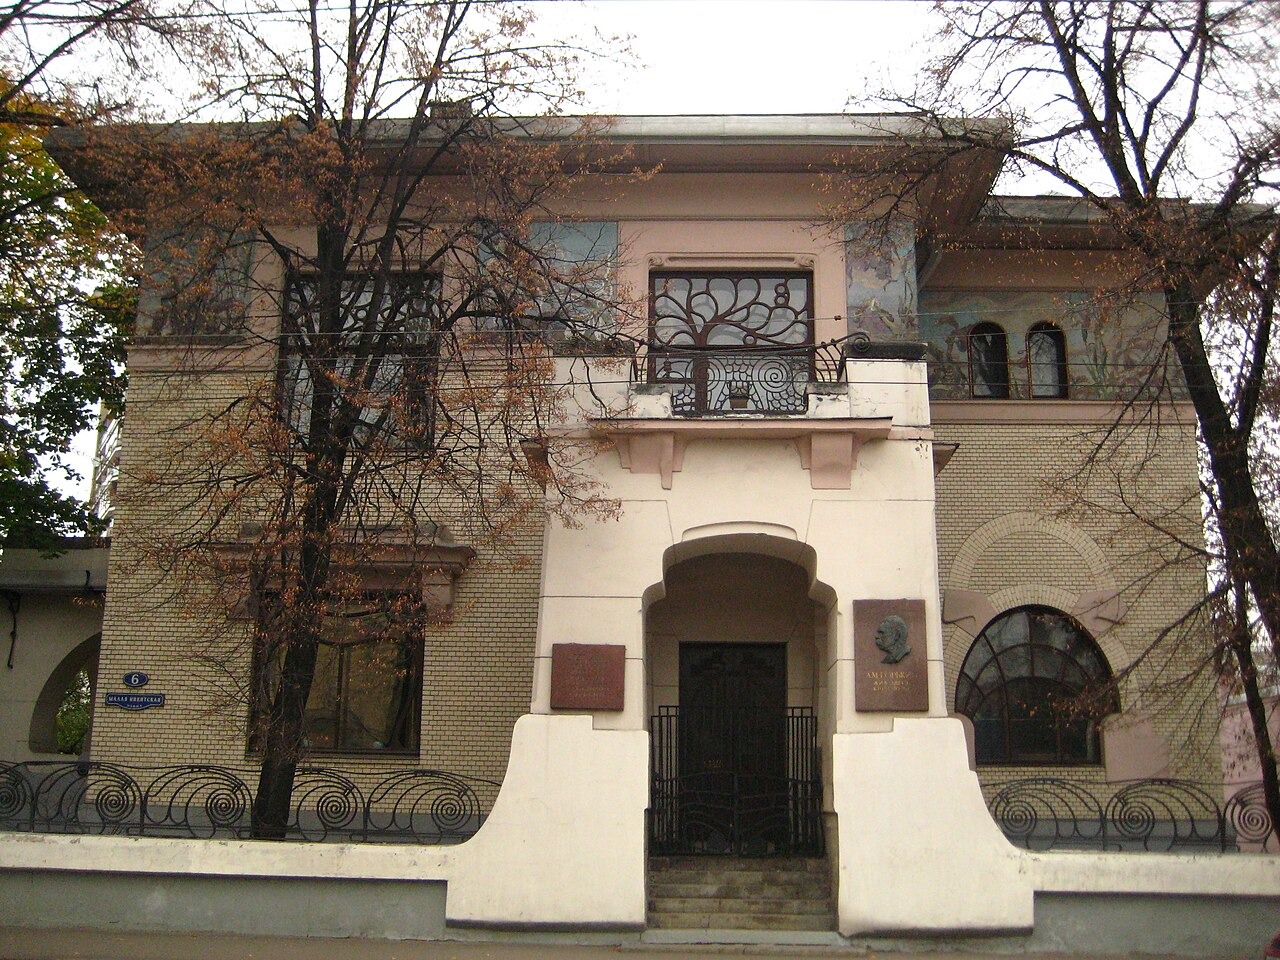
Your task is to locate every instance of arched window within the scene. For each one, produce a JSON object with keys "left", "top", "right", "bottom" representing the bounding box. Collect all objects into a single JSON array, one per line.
[
  {"left": 955, "top": 607, "right": 1117, "bottom": 765},
  {"left": 968, "top": 323, "right": 1010, "bottom": 398},
  {"left": 1027, "top": 322, "right": 1069, "bottom": 399}
]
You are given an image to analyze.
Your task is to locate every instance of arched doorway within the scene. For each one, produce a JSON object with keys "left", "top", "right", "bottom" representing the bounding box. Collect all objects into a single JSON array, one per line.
[
  {"left": 646, "top": 550, "right": 827, "bottom": 856},
  {"left": 28, "top": 633, "right": 100, "bottom": 755}
]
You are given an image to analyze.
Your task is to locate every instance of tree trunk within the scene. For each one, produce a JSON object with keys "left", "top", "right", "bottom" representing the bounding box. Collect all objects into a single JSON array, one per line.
[
  {"left": 1165, "top": 291, "right": 1280, "bottom": 664},
  {"left": 251, "top": 631, "right": 320, "bottom": 838},
  {"left": 250, "top": 221, "right": 349, "bottom": 839},
  {"left": 1229, "top": 614, "right": 1280, "bottom": 842},
  {"left": 1164, "top": 286, "right": 1280, "bottom": 834}
]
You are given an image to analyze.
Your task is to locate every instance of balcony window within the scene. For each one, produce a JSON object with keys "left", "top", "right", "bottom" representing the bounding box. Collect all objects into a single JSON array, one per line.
[
  {"left": 1027, "top": 322, "right": 1069, "bottom": 399},
  {"left": 968, "top": 322, "right": 1010, "bottom": 399},
  {"left": 649, "top": 272, "right": 814, "bottom": 415}
]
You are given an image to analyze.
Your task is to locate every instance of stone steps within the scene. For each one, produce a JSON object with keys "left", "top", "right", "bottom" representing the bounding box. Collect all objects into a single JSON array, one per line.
[
  {"left": 651, "top": 896, "right": 833, "bottom": 915},
  {"left": 647, "top": 911, "right": 837, "bottom": 931},
  {"left": 647, "top": 856, "right": 835, "bottom": 932},
  {"left": 653, "top": 880, "right": 830, "bottom": 899}
]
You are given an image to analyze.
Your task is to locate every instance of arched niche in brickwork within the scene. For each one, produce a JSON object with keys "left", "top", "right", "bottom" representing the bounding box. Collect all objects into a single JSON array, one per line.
[
  {"left": 946, "top": 511, "right": 1113, "bottom": 590},
  {"left": 941, "top": 513, "right": 1130, "bottom": 709}
]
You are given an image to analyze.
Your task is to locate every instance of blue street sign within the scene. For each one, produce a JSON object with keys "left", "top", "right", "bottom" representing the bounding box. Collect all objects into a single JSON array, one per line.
[
  {"left": 122, "top": 671, "right": 150, "bottom": 687},
  {"left": 104, "top": 692, "right": 165, "bottom": 711}
]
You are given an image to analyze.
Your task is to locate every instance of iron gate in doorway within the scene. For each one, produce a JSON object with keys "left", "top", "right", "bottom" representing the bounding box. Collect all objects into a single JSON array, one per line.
[{"left": 648, "top": 704, "right": 823, "bottom": 857}]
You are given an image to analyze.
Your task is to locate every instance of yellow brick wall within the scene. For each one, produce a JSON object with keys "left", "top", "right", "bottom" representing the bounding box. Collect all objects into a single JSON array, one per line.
[
  {"left": 933, "top": 407, "right": 1221, "bottom": 786},
  {"left": 92, "top": 361, "right": 544, "bottom": 805}
]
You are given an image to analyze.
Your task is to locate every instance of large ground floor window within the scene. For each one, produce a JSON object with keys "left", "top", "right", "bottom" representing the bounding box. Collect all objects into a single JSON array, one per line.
[
  {"left": 955, "top": 606, "right": 1117, "bottom": 765},
  {"left": 252, "top": 593, "right": 424, "bottom": 754}
]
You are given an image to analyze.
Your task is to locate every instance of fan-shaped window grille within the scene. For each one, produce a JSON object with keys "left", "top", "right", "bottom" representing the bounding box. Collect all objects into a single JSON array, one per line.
[{"left": 955, "top": 607, "right": 1117, "bottom": 765}]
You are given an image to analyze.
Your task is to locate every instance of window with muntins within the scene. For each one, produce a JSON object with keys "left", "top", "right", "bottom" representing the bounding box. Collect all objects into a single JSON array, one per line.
[
  {"left": 279, "top": 273, "right": 439, "bottom": 446},
  {"left": 252, "top": 593, "right": 424, "bottom": 754},
  {"left": 648, "top": 271, "right": 814, "bottom": 415},
  {"left": 968, "top": 322, "right": 1010, "bottom": 398},
  {"left": 955, "top": 606, "right": 1117, "bottom": 765}
]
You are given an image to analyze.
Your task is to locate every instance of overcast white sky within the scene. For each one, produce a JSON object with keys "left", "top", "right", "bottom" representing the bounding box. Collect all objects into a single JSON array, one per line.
[{"left": 534, "top": 0, "right": 939, "bottom": 115}]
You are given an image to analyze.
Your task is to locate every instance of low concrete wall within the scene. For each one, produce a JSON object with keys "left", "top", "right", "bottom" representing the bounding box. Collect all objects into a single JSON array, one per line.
[
  {"left": 1030, "top": 847, "right": 1280, "bottom": 895},
  {"left": 3, "top": 864, "right": 1279, "bottom": 956},
  {"left": 1027, "top": 892, "right": 1280, "bottom": 957},
  {"left": 0, "top": 871, "right": 451, "bottom": 941},
  {"left": 0, "top": 713, "right": 649, "bottom": 936}
]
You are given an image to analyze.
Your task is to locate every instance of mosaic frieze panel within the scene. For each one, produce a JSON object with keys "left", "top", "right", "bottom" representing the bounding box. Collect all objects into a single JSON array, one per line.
[
  {"left": 844, "top": 221, "right": 918, "bottom": 340},
  {"left": 918, "top": 290, "right": 1172, "bottom": 401}
]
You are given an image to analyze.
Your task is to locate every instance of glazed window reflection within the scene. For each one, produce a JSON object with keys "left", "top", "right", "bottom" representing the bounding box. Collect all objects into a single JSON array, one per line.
[
  {"left": 1028, "top": 322, "right": 1069, "bottom": 399},
  {"left": 954, "top": 606, "right": 1117, "bottom": 765},
  {"left": 968, "top": 323, "right": 1010, "bottom": 398},
  {"left": 252, "top": 593, "right": 424, "bottom": 754}
]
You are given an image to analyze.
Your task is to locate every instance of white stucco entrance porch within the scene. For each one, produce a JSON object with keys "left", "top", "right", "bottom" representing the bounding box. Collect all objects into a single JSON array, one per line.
[{"left": 502, "top": 350, "right": 1036, "bottom": 934}]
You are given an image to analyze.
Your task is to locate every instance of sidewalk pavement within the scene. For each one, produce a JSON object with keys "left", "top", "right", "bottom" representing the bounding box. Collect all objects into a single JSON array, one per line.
[{"left": 0, "top": 928, "right": 1187, "bottom": 960}]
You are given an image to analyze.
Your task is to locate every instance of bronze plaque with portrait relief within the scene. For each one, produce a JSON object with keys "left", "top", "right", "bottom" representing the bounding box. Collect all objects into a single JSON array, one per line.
[{"left": 854, "top": 599, "right": 928, "bottom": 712}]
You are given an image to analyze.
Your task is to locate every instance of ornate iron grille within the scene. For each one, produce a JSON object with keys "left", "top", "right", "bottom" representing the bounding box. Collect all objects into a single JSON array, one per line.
[
  {"left": 0, "top": 760, "right": 497, "bottom": 843},
  {"left": 649, "top": 272, "right": 815, "bottom": 415},
  {"left": 984, "top": 777, "right": 1276, "bottom": 852},
  {"left": 648, "top": 705, "right": 823, "bottom": 857}
]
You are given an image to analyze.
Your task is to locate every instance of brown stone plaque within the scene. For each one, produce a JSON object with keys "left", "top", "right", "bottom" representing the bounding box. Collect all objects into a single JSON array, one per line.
[
  {"left": 550, "top": 643, "right": 626, "bottom": 711},
  {"left": 854, "top": 599, "right": 928, "bottom": 712}
]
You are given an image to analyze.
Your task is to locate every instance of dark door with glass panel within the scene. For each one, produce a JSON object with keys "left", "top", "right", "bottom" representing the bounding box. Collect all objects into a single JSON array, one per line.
[{"left": 676, "top": 642, "right": 787, "bottom": 855}]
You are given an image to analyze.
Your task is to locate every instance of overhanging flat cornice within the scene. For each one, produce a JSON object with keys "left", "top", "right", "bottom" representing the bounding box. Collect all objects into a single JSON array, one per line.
[{"left": 46, "top": 112, "right": 1007, "bottom": 210}]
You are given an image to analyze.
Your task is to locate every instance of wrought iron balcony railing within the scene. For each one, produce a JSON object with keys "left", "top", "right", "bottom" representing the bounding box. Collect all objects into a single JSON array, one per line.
[
  {"left": 644, "top": 340, "right": 848, "bottom": 417},
  {"left": 628, "top": 338, "right": 1189, "bottom": 412}
]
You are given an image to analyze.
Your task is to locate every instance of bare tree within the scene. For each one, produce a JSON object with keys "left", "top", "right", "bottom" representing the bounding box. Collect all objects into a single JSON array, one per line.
[
  {"left": 832, "top": 0, "right": 1280, "bottom": 825},
  {"left": 52, "top": 0, "right": 632, "bottom": 837}
]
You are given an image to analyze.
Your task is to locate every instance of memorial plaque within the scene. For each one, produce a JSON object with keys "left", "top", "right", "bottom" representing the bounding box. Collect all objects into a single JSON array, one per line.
[
  {"left": 854, "top": 599, "right": 928, "bottom": 712},
  {"left": 550, "top": 643, "right": 626, "bottom": 711}
]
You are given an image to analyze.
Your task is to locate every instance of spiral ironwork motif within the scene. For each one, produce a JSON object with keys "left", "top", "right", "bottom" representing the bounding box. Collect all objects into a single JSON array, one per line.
[
  {"left": 1104, "top": 779, "right": 1222, "bottom": 850},
  {"left": 986, "top": 778, "right": 1105, "bottom": 850},
  {"left": 754, "top": 356, "right": 796, "bottom": 390},
  {"left": 142, "top": 766, "right": 250, "bottom": 837},
  {"left": 74, "top": 765, "right": 138, "bottom": 830},
  {"left": 990, "top": 794, "right": 1041, "bottom": 843},
  {"left": 0, "top": 767, "right": 32, "bottom": 822},
  {"left": 842, "top": 331, "right": 873, "bottom": 355},
  {"left": 293, "top": 768, "right": 361, "bottom": 838},
  {"left": 427, "top": 783, "right": 477, "bottom": 833},
  {"left": 204, "top": 783, "right": 247, "bottom": 829},
  {"left": 1225, "top": 783, "right": 1274, "bottom": 846},
  {"left": 1108, "top": 792, "right": 1158, "bottom": 842}
]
